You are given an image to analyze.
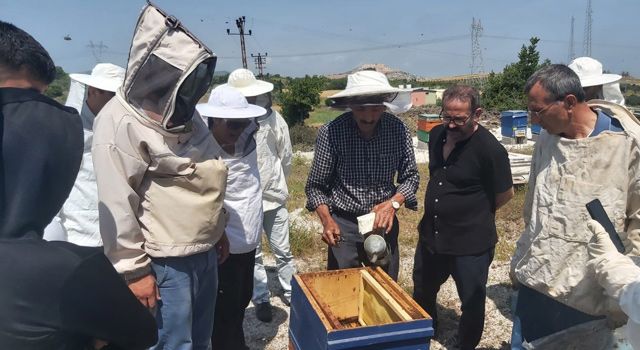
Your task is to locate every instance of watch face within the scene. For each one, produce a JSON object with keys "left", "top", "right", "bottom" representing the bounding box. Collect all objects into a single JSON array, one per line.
[{"left": 392, "top": 201, "right": 400, "bottom": 209}]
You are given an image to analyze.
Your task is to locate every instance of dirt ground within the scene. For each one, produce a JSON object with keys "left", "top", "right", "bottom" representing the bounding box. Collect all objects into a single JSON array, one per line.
[{"left": 244, "top": 245, "right": 514, "bottom": 350}]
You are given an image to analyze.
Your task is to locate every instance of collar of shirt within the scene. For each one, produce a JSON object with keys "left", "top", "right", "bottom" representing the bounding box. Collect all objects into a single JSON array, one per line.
[{"left": 436, "top": 126, "right": 476, "bottom": 165}]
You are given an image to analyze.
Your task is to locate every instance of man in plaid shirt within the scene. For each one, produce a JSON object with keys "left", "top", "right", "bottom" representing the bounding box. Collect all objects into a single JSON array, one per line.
[{"left": 305, "top": 70, "right": 419, "bottom": 280}]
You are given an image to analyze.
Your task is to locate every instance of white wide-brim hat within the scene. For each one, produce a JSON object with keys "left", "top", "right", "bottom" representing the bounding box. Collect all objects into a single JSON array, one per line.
[
  {"left": 221, "top": 68, "right": 273, "bottom": 97},
  {"left": 568, "top": 57, "right": 621, "bottom": 87},
  {"left": 196, "top": 85, "right": 266, "bottom": 119},
  {"left": 69, "top": 63, "right": 125, "bottom": 92},
  {"left": 328, "top": 70, "right": 401, "bottom": 99}
]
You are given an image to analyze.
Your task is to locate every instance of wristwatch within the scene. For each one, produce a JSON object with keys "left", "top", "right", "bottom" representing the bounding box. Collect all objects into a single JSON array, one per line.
[{"left": 391, "top": 200, "right": 401, "bottom": 210}]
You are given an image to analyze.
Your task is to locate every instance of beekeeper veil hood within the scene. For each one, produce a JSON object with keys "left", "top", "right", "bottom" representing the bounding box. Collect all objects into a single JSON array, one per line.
[{"left": 122, "top": 2, "right": 216, "bottom": 132}]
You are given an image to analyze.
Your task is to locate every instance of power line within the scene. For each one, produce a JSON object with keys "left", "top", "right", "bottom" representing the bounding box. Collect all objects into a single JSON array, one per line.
[
  {"left": 484, "top": 34, "right": 640, "bottom": 50},
  {"left": 470, "top": 18, "right": 485, "bottom": 86},
  {"left": 568, "top": 16, "right": 575, "bottom": 62},
  {"left": 583, "top": 0, "right": 593, "bottom": 56},
  {"left": 226, "top": 16, "right": 252, "bottom": 69},
  {"left": 87, "top": 40, "right": 108, "bottom": 63},
  {"left": 265, "top": 34, "right": 469, "bottom": 58},
  {"left": 251, "top": 52, "right": 268, "bottom": 76}
]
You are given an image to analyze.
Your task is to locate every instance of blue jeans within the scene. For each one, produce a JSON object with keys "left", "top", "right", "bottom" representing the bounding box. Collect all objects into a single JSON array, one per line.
[
  {"left": 252, "top": 205, "right": 295, "bottom": 304},
  {"left": 150, "top": 249, "right": 218, "bottom": 350}
]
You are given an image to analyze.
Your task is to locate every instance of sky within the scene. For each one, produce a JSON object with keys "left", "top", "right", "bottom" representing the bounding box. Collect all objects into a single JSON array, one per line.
[{"left": 2, "top": 0, "right": 639, "bottom": 78}]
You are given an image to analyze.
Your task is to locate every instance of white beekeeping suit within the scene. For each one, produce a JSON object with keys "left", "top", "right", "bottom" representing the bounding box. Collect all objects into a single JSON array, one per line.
[
  {"left": 604, "top": 83, "right": 626, "bottom": 106},
  {"left": 588, "top": 220, "right": 640, "bottom": 349},
  {"left": 43, "top": 64, "right": 125, "bottom": 246},
  {"left": 569, "top": 56, "right": 626, "bottom": 106}
]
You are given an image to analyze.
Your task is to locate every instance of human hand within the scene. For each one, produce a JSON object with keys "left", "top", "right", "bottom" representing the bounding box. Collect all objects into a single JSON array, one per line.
[
  {"left": 371, "top": 201, "right": 396, "bottom": 234},
  {"left": 127, "top": 274, "right": 160, "bottom": 309},
  {"left": 587, "top": 219, "right": 619, "bottom": 260},
  {"left": 216, "top": 232, "right": 230, "bottom": 264},
  {"left": 321, "top": 217, "right": 341, "bottom": 246}
]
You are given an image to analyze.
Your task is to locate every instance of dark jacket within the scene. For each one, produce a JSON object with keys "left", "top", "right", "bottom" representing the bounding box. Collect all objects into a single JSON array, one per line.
[{"left": 0, "top": 87, "right": 157, "bottom": 350}]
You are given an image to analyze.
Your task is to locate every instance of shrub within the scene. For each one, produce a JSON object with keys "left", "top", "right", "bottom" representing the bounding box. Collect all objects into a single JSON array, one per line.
[
  {"left": 626, "top": 94, "right": 640, "bottom": 106},
  {"left": 289, "top": 123, "right": 318, "bottom": 152},
  {"left": 279, "top": 76, "right": 324, "bottom": 125}
]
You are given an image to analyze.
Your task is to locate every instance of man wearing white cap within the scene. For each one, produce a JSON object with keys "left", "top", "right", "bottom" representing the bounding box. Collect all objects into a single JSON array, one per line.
[
  {"left": 305, "top": 70, "right": 419, "bottom": 280},
  {"left": 569, "top": 56, "right": 626, "bottom": 105},
  {"left": 43, "top": 63, "right": 125, "bottom": 246},
  {"left": 224, "top": 68, "right": 295, "bottom": 322},
  {"left": 197, "top": 85, "right": 266, "bottom": 350}
]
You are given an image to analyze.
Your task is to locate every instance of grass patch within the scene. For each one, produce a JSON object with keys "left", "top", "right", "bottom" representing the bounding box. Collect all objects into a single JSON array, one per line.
[
  {"left": 289, "top": 223, "right": 321, "bottom": 257},
  {"left": 285, "top": 155, "right": 322, "bottom": 257},
  {"left": 495, "top": 185, "right": 527, "bottom": 261},
  {"left": 286, "top": 155, "right": 312, "bottom": 214},
  {"left": 306, "top": 108, "right": 342, "bottom": 126},
  {"left": 396, "top": 165, "right": 430, "bottom": 250}
]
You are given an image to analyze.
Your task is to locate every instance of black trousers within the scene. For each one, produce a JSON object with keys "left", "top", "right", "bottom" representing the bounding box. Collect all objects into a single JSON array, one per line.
[
  {"left": 412, "top": 240, "right": 494, "bottom": 350},
  {"left": 211, "top": 250, "right": 255, "bottom": 350},
  {"left": 327, "top": 211, "right": 400, "bottom": 281}
]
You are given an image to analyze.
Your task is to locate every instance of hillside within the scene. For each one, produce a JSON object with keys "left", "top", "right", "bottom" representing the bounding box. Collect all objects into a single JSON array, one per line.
[{"left": 326, "top": 63, "right": 416, "bottom": 81}]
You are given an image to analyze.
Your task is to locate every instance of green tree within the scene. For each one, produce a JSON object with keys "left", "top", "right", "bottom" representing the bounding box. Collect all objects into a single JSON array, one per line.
[
  {"left": 483, "top": 37, "right": 548, "bottom": 111},
  {"left": 324, "top": 77, "right": 347, "bottom": 91},
  {"left": 278, "top": 75, "right": 325, "bottom": 125},
  {"left": 44, "top": 66, "right": 70, "bottom": 103},
  {"left": 627, "top": 95, "right": 640, "bottom": 106}
]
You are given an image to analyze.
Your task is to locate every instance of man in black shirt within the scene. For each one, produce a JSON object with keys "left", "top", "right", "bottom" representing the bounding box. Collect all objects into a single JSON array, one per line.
[
  {"left": 413, "top": 85, "right": 513, "bottom": 350},
  {"left": 0, "top": 20, "right": 157, "bottom": 350}
]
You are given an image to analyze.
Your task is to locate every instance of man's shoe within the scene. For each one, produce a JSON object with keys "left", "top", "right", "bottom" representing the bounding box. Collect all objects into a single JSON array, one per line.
[{"left": 255, "top": 302, "right": 273, "bottom": 322}]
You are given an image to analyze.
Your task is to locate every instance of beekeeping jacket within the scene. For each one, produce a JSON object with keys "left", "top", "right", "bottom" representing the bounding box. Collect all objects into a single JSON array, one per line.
[
  {"left": 44, "top": 80, "right": 101, "bottom": 246},
  {"left": 511, "top": 100, "right": 640, "bottom": 317},
  {"left": 255, "top": 110, "right": 292, "bottom": 211},
  {"left": 92, "top": 4, "right": 227, "bottom": 280}
]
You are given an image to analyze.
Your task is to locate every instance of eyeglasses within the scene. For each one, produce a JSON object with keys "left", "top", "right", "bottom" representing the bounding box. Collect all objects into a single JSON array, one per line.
[
  {"left": 439, "top": 113, "right": 472, "bottom": 126},
  {"left": 528, "top": 100, "right": 562, "bottom": 119}
]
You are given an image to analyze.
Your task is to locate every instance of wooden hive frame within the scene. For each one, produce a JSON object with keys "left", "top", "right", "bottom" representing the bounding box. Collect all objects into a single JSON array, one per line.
[{"left": 296, "top": 267, "right": 429, "bottom": 331}]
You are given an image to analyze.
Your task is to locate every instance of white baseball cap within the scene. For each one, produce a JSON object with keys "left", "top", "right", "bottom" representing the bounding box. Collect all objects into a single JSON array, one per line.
[
  {"left": 196, "top": 85, "right": 266, "bottom": 119},
  {"left": 69, "top": 63, "right": 125, "bottom": 92},
  {"left": 568, "top": 57, "right": 621, "bottom": 87},
  {"left": 221, "top": 68, "right": 274, "bottom": 97}
]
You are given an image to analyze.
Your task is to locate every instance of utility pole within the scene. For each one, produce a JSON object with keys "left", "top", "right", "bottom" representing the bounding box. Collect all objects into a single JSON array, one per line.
[
  {"left": 568, "top": 16, "right": 575, "bottom": 62},
  {"left": 251, "top": 52, "right": 268, "bottom": 77},
  {"left": 226, "top": 16, "right": 252, "bottom": 69},
  {"left": 87, "top": 40, "right": 108, "bottom": 63},
  {"left": 470, "top": 17, "right": 485, "bottom": 87},
  {"left": 583, "top": 0, "right": 593, "bottom": 56}
]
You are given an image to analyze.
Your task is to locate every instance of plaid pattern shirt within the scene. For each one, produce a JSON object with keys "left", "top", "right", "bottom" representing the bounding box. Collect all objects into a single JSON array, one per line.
[{"left": 305, "top": 112, "right": 419, "bottom": 215}]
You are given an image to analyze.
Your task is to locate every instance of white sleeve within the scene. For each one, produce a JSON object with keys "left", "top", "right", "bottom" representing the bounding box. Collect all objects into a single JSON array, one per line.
[
  {"left": 275, "top": 113, "right": 293, "bottom": 178},
  {"left": 43, "top": 216, "right": 68, "bottom": 241}
]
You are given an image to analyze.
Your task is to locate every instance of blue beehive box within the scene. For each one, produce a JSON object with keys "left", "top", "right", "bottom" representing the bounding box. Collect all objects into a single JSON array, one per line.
[
  {"left": 289, "top": 267, "right": 433, "bottom": 350},
  {"left": 501, "top": 110, "right": 528, "bottom": 138},
  {"left": 530, "top": 123, "right": 542, "bottom": 135}
]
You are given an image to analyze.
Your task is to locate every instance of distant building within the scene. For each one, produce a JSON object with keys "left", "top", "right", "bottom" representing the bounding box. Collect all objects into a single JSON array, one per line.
[{"left": 396, "top": 86, "right": 447, "bottom": 107}]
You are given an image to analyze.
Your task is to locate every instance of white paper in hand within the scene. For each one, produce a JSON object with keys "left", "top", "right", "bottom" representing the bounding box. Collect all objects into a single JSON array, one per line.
[{"left": 357, "top": 212, "right": 376, "bottom": 235}]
